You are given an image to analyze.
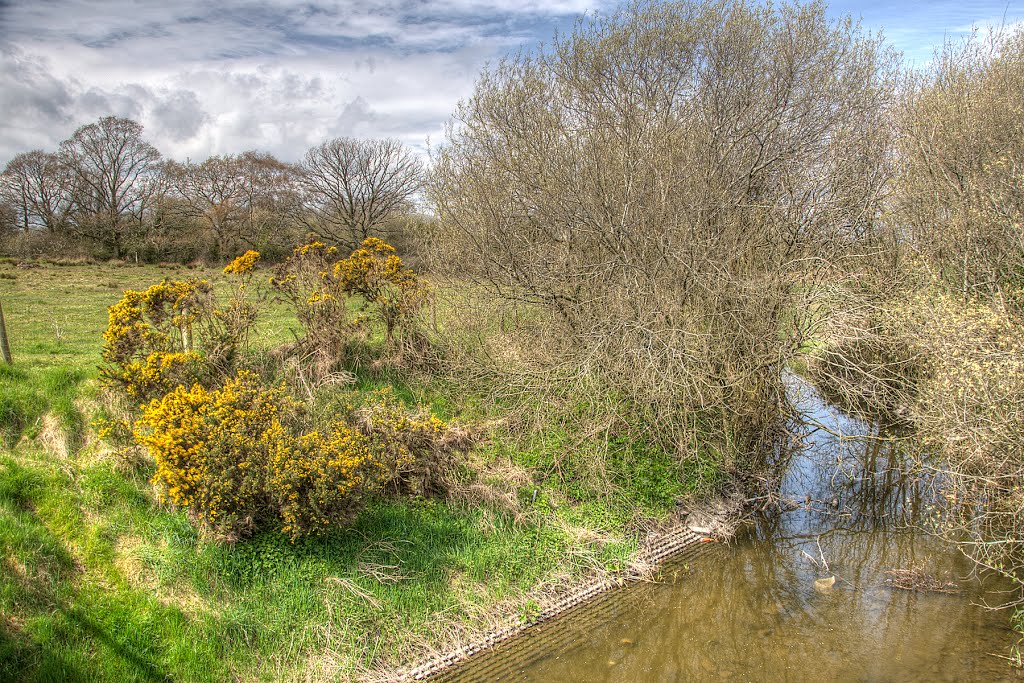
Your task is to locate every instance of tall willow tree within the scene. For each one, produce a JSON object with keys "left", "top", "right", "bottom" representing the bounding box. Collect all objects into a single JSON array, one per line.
[{"left": 431, "top": 0, "right": 898, "bottom": 462}]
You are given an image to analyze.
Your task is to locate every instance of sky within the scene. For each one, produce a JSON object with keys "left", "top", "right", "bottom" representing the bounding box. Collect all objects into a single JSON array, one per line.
[{"left": 1, "top": 0, "right": 1022, "bottom": 166}]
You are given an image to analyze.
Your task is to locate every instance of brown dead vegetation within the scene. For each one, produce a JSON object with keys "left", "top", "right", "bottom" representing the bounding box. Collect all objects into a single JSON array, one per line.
[{"left": 429, "top": 0, "right": 899, "bottom": 481}]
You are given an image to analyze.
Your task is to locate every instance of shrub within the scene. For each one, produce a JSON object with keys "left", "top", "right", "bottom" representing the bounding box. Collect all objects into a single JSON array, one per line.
[
  {"left": 223, "top": 250, "right": 260, "bottom": 275},
  {"left": 101, "top": 261, "right": 266, "bottom": 401},
  {"left": 348, "top": 388, "right": 473, "bottom": 496},
  {"left": 100, "top": 279, "right": 214, "bottom": 401},
  {"left": 908, "top": 295, "right": 1024, "bottom": 585},
  {"left": 271, "top": 238, "right": 430, "bottom": 371},
  {"left": 213, "top": 250, "right": 263, "bottom": 369},
  {"left": 895, "top": 28, "right": 1024, "bottom": 306},
  {"left": 811, "top": 293, "right": 931, "bottom": 419},
  {"left": 815, "top": 287, "right": 1024, "bottom": 596},
  {"left": 134, "top": 372, "right": 465, "bottom": 540},
  {"left": 136, "top": 372, "right": 289, "bottom": 537},
  {"left": 268, "top": 423, "right": 393, "bottom": 539},
  {"left": 334, "top": 237, "right": 432, "bottom": 354},
  {"left": 270, "top": 241, "right": 363, "bottom": 371},
  {"left": 117, "top": 351, "right": 206, "bottom": 403},
  {"left": 428, "top": 0, "right": 898, "bottom": 462}
]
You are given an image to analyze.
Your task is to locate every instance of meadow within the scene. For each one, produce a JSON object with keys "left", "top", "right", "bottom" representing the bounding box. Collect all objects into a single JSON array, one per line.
[{"left": 0, "top": 259, "right": 699, "bottom": 682}]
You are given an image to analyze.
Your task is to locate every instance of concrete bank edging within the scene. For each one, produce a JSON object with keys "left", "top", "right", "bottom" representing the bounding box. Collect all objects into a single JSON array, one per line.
[{"left": 399, "top": 522, "right": 712, "bottom": 681}]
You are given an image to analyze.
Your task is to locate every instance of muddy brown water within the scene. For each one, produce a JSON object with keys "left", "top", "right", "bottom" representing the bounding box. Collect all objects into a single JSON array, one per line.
[{"left": 438, "top": 375, "right": 1023, "bottom": 682}]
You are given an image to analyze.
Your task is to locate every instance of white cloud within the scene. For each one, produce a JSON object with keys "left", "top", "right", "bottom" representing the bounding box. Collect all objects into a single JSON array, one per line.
[
  {"left": 827, "top": 0, "right": 1024, "bottom": 67},
  {"left": 0, "top": 0, "right": 611, "bottom": 163},
  {"left": 4, "top": 1, "right": 1023, "bottom": 165}
]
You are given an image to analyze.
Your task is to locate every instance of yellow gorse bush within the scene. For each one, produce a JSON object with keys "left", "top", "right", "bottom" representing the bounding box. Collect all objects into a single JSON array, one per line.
[
  {"left": 101, "top": 279, "right": 214, "bottom": 401},
  {"left": 223, "top": 250, "right": 261, "bottom": 275},
  {"left": 135, "top": 371, "right": 445, "bottom": 540},
  {"left": 269, "top": 422, "right": 393, "bottom": 538},
  {"left": 214, "top": 252, "right": 263, "bottom": 364},
  {"left": 335, "top": 237, "right": 431, "bottom": 346},
  {"left": 101, "top": 258, "right": 266, "bottom": 404},
  {"left": 350, "top": 387, "right": 468, "bottom": 497},
  {"left": 103, "top": 249, "right": 461, "bottom": 542},
  {"left": 270, "top": 241, "right": 357, "bottom": 366},
  {"left": 118, "top": 351, "right": 203, "bottom": 401},
  {"left": 103, "top": 279, "right": 211, "bottom": 362},
  {"left": 270, "top": 237, "right": 430, "bottom": 371},
  {"left": 138, "top": 372, "right": 285, "bottom": 534}
]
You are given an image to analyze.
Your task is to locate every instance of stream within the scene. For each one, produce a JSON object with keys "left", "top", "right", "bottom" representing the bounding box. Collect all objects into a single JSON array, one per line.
[{"left": 438, "top": 374, "right": 1022, "bottom": 682}]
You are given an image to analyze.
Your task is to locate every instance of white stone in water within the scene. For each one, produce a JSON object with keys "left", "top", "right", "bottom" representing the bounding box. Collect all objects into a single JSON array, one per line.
[{"left": 814, "top": 576, "right": 836, "bottom": 592}]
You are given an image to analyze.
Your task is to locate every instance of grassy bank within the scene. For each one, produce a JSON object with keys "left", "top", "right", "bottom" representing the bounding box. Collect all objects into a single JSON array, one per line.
[{"left": 0, "top": 261, "right": 711, "bottom": 682}]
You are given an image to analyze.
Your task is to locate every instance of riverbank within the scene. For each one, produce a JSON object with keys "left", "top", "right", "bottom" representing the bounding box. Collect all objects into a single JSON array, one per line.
[
  {"left": 0, "top": 261, "right": 724, "bottom": 682},
  {"left": 435, "top": 375, "right": 1021, "bottom": 682}
]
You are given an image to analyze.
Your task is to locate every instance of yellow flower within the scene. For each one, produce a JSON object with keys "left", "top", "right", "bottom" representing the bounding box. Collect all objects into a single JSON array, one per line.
[{"left": 224, "top": 250, "right": 261, "bottom": 275}]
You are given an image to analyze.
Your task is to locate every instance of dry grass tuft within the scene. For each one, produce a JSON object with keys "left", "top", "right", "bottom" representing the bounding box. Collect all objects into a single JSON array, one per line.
[
  {"left": 112, "top": 536, "right": 215, "bottom": 619},
  {"left": 324, "top": 576, "right": 382, "bottom": 610},
  {"left": 38, "top": 413, "right": 70, "bottom": 458},
  {"left": 683, "top": 494, "right": 745, "bottom": 541}
]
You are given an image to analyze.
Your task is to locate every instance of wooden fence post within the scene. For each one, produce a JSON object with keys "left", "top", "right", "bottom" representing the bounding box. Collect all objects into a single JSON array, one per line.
[{"left": 0, "top": 299, "right": 12, "bottom": 365}]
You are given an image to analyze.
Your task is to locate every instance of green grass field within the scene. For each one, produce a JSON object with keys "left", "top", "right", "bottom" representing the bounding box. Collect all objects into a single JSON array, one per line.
[{"left": 0, "top": 260, "right": 702, "bottom": 682}]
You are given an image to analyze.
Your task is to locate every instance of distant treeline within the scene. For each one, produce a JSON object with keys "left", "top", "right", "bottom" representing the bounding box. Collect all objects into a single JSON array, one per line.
[{"left": 0, "top": 117, "right": 433, "bottom": 264}]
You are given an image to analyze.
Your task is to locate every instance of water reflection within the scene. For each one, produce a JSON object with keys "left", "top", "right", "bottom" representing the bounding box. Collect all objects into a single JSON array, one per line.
[{"left": 441, "top": 375, "right": 1021, "bottom": 682}]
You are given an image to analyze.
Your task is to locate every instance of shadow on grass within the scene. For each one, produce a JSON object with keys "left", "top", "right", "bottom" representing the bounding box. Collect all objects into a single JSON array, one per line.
[
  {"left": 0, "top": 625, "right": 87, "bottom": 683},
  {"left": 1, "top": 446, "right": 571, "bottom": 681},
  {"left": 0, "top": 459, "right": 172, "bottom": 683},
  {"left": 0, "top": 365, "right": 88, "bottom": 452},
  {"left": 62, "top": 606, "right": 168, "bottom": 683},
  {"left": 211, "top": 498, "right": 476, "bottom": 592}
]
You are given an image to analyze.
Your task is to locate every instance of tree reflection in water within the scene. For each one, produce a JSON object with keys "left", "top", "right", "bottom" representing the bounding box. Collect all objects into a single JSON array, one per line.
[{"left": 440, "top": 375, "right": 1021, "bottom": 683}]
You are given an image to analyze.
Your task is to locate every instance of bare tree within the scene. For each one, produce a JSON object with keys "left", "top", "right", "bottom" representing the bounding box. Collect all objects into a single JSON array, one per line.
[
  {"left": 895, "top": 29, "right": 1024, "bottom": 305},
  {"left": 300, "top": 137, "right": 423, "bottom": 248},
  {"left": 165, "top": 155, "right": 249, "bottom": 258},
  {"left": 236, "top": 151, "right": 303, "bottom": 251},
  {"left": 430, "top": 0, "right": 898, "bottom": 461},
  {"left": 1, "top": 150, "right": 71, "bottom": 234},
  {"left": 0, "top": 199, "right": 16, "bottom": 240},
  {"left": 60, "top": 116, "right": 161, "bottom": 258},
  {"left": 815, "top": 26, "right": 1024, "bottom": 609}
]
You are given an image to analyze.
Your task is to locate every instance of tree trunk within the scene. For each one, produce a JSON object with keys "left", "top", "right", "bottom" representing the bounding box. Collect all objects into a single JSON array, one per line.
[
  {"left": 21, "top": 186, "right": 30, "bottom": 234},
  {"left": 0, "top": 299, "right": 13, "bottom": 365}
]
